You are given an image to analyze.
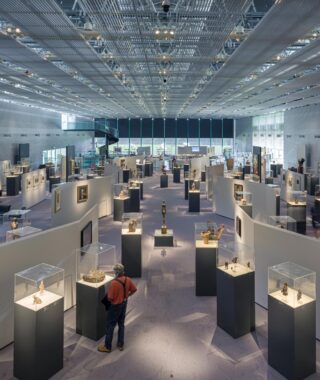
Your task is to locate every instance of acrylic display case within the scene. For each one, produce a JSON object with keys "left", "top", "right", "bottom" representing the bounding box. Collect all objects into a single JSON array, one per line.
[
  {"left": 15, "top": 263, "right": 64, "bottom": 311},
  {"left": 113, "top": 183, "right": 129, "bottom": 199},
  {"left": 268, "top": 216, "right": 296, "bottom": 232},
  {"left": 77, "top": 243, "right": 116, "bottom": 288},
  {"left": 268, "top": 262, "right": 315, "bottom": 309},
  {"left": 194, "top": 222, "right": 225, "bottom": 247},
  {"left": 129, "top": 179, "right": 140, "bottom": 189},
  {"left": 122, "top": 212, "right": 142, "bottom": 235},
  {"left": 217, "top": 241, "right": 255, "bottom": 276},
  {"left": 287, "top": 190, "right": 307, "bottom": 206},
  {"left": 268, "top": 262, "right": 316, "bottom": 379},
  {"left": 189, "top": 179, "right": 200, "bottom": 192},
  {"left": 235, "top": 191, "right": 252, "bottom": 206}
]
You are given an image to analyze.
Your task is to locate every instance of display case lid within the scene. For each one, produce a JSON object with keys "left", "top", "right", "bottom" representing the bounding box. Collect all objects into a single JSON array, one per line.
[
  {"left": 16, "top": 263, "right": 64, "bottom": 281},
  {"left": 80, "top": 242, "right": 115, "bottom": 256},
  {"left": 269, "top": 215, "right": 296, "bottom": 223},
  {"left": 269, "top": 261, "right": 315, "bottom": 280}
]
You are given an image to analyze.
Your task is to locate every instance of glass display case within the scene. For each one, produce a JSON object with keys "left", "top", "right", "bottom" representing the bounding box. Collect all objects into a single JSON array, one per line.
[
  {"left": 189, "top": 179, "right": 200, "bottom": 192},
  {"left": 217, "top": 241, "right": 254, "bottom": 276},
  {"left": 14, "top": 263, "right": 64, "bottom": 311},
  {"left": 269, "top": 216, "right": 296, "bottom": 232},
  {"left": 268, "top": 262, "right": 316, "bottom": 308},
  {"left": 113, "top": 183, "right": 129, "bottom": 199},
  {"left": 315, "top": 185, "right": 320, "bottom": 203},
  {"left": 129, "top": 179, "right": 140, "bottom": 189},
  {"left": 194, "top": 221, "right": 225, "bottom": 246},
  {"left": 287, "top": 190, "right": 307, "bottom": 206},
  {"left": 77, "top": 242, "right": 116, "bottom": 288},
  {"left": 235, "top": 191, "right": 252, "bottom": 206},
  {"left": 122, "top": 212, "right": 142, "bottom": 235}
]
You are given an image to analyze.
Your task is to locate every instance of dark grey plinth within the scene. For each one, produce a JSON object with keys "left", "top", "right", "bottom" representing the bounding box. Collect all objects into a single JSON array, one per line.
[
  {"left": 6, "top": 176, "right": 20, "bottom": 196},
  {"left": 189, "top": 191, "right": 200, "bottom": 212},
  {"left": 139, "top": 182, "right": 144, "bottom": 200},
  {"left": 287, "top": 204, "right": 306, "bottom": 234},
  {"left": 270, "top": 164, "right": 277, "bottom": 177},
  {"left": 14, "top": 298, "right": 64, "bottom": 380},
  {"left": 265, "top": 177, "right": 274, "bottom": 185},
  {"left": 244, "top": 165, "right": 251, "bottom": 174},
  {"left": 276, "top": 164, "right": 283, "bottom": 175},
  {"left": 122, "top": 169, "right": 130, "bottom": 183},
  {"left": 268, "top": 295, "right": 315, "bottom": 380},
  {"left": 129, "top": 187, "right": 140, "bottom": 212},
  {"left": 160, "top": 174, "right": 168, "bottom": 188},
  {"left": 217, "top": 269, "right": 255, "bottom": 338},
  {"left": 121, "top": 233, "right": 142, "bottom": 277},
  {"left": 145, "top": 163, "right": 152, "bottom": 176},
  {"left": 136, "top": 164, "right": 144, "bottom": 176},
  {"left": 76, "top": 282, "right": 107, "bottom": 340},
  {"left": 49, "top": 176, "right": 61, "bottom": 192},
  {"left": 154, "top": 229, "right": 174, "bottom": 247},
  {"left": 307, "top": 175, "right": 319, "bottom": 195},
  {"left": 240, "top": 204, "right": 252, "bottom": 218},
  {"left": 276, "top": 195, "right": 280, "bottom": 216},
  {"left": 184, "top": 164, "right": 189, "bottom": 177},
  {"left": 113, "top": 197, "right": 130, "bottom": 221},
  {"left": 196, "top": 245, "right": 217, "bottom": 296},
  {"left": 173, "top": 168, "right": 181, "bottom": 183},
  {"left": 184, "top": 179, "right": 190, "bottom": 200},
  {"left": 201, "top": 171, "right": 206, "bottom": 182}
]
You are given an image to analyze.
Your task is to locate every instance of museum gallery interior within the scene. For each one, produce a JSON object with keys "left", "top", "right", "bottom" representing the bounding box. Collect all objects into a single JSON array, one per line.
[{"left": 2, "top": 1, "right": 320, "bottom": 379}]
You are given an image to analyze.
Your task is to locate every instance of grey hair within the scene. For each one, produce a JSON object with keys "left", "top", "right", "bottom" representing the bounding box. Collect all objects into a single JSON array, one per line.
[{"left": 113, "top": 263, "right": 125, "bottom": 277}]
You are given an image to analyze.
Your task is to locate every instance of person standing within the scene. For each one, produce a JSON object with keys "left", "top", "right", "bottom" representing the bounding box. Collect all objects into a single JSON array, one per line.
[{"left": 98, "top": 263, "right": 137, "bottom": 353}]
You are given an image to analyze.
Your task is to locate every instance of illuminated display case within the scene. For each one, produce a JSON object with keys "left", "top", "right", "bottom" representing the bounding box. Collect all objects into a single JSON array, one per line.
[
  {"left": 235, "top": 191, "right": 252, "bottom": 206},
  {"left": 113, "top": 183, "right": 129, "bottom": 199},
  {"left": 15, "top": 263, "right": 64, "bottom": 312},
  {"left": 217, "top": 241, "right": 255, "bottom": 276},
  {"left": 287, "top": 190, "right": 307, "bottom": 206},
  {"left": 122, "top": 212, "right": 142, "bottom": 235},
  {"left": 77, "top": 243, "right": 116, "bottom": 288},
  {"left": 189, "top": 179, "right": 200, "bottom": 192},
  {"left": 315, "top": 184, "right": 320, "bottom": 205}
]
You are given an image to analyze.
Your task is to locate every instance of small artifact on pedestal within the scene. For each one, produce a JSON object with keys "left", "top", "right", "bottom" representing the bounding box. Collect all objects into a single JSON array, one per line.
[
  {"left": 33, "top": 295, "right": 42, "bottom": 305},
  {"left": 119, "top": 190, "right": 127, "bottom": 199},
  {"left": 128, "top": 219, "right": 137, "bottom": 233},
  {"left": 212, "top": 224, "right": 225, "bottom": 240},
  {"left": 225, "top": 261, "right": 229, "bottom": 270},
  {"left": 232, "top": 257, "right": 238, "bottom": 264},
  {"left": 82, "top": 270, "right": 106, "bottom": 283},
  {"left": 297, "top": 288, "right": 302, "bottom": 301},
  {"left": 240, "top": 198, "right": 247, "bottom": 206},
  {"left": 247, "top": 261, "right": 251, "bottom": 268},
  {"left": 161, "top": 201, "right": 167, "bottom": 234},
  {"left": 200, "top": 230, "right": 210, "bottom": 244},
  {"left": 191, "top": 182, "right": 196, "bottom": 191},
  {"left": 10, "top": 217, "right": 18, "bottom": 230},
  {"left": 281, "top": 282, "right": 288, "bottom": 296},
  {"left": 120, "top": 159, "right": 125, "bottom": 169},
  {"left": 39, "top": 280, "right": 45, "bottom": 294},
  {"left": 294, "top": 198, "right": 299, "bottom": 205},
  {"left": 192, "top": 169, "right": 197, "bottom": 179}
]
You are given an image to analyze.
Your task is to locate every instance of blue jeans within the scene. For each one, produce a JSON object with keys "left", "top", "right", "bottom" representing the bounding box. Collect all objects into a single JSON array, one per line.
[{"left": 105, "top": 301, "right": 127, "bottom": 350}]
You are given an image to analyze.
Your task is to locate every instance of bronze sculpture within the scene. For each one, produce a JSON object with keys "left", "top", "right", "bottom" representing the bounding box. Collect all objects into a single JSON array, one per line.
[
  {"left": 281, "top": 282, "right": 288, "bottom": 296},
  {"left": 83, "top": 270, "right": 106, "bottom": 283},
  {"left": 225, "top": 261, "right": 229, "bottom": 270},
  {"left": 297, "top": 288, "right": 302, "bottom": 301},
  {"left": 128, "top": 219, "right": 137, "bottom": 233},
  {"left": 161, "top": 201, "right": 167, "bottom": 234}
]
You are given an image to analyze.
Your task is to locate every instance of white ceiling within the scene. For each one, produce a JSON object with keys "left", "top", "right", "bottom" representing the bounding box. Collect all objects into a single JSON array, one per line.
[{"left": 0, "top": 0, "right": 319, "bottom": 119}]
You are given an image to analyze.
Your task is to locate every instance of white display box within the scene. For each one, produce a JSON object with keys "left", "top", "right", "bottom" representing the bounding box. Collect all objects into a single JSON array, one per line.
[
  {"left": 14, "top": 263, "right": 64, "bottom": 312},
  {"left": 77, "top": 243, "right": 116, "bottom": 288},
  {"left": 268, "top": 262, "right": 316, "bottom": 309}
]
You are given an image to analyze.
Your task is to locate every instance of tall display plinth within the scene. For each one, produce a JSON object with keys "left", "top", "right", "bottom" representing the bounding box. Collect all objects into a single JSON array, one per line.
[
  {"left": 265, "top": 177, "right": 274, "bottom": 185},
  {"left": 189, "top": 190, "right": 200, "bottom": 212},
  {"left": 136, "top": 164, "right": 144, "bottom": 175},
  {"left": 154, "top": 229, "right": 174, "bottom": 247},
  {"left": 49, "top": 176, "right": 61, "bottom": 192},
  {"left": 306, "top": 175, "right": 318, "bottom": 195},
  {"left": 129, "top": 187, "right": 140, "bottom": 212},
  {"left": 201, "top": 171, "right": 206, "bottom": 182},
  {"left": 144, "top": 162, "right": 152, "bottom": 176},
  {"left": 287, "top": 203, "right": 306, "bottom": 234},
  {"left": 184, "top": 179, "right": 190, "bottom": 199},
  {"left": 239, "top": 204, "right": 252, "bottom": 218},
  {"left": 244, "top": 165, "right": 251, "bottom": 174},
  {"left": 184, "top": 164, "right": 189, "bottom": 178},
  {"left": 217, "top": 267, "right": 255, "bottom": 338},
  {"left": 173, "top": 167, "right": 181, "bottom": 183},
  {"left": 276, "top": 194, "right": 280, "bottom": 216},
  {"left": 160, "top": 174, "right": 168, "bottom": 188},
  {"left": 113, "top": 197, "right": 130, "bottom": 221},
  {"left": 121, "top": 230, "right": 142, "bottom": 277},
  {"left": 14, "top": 298, "right": 64, "bottom": 380},
  {"left": 195, "top": 241, "right": 217, "bottom": 296},
  {"left": 7, "top": 175, "right": 20, "bottom": 196},
  {"left": 76, "top": 278, "right": 111, "bottom": 340},
  {"left": 122, "top": 169, "right": 130, "bottom": 183},
  {"left": 139, "top": 182, "right": 144, "bottom": 200},
  {"left": 268, "top": 295, "right": 315, "bottom": 380}
]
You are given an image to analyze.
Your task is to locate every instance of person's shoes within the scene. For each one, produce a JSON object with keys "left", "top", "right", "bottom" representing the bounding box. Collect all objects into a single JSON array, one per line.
[
  {"left": 97, "top": 344, "right": 111, "bottom": 353},
  {"left": 117, "top": 344, "right": 124, "bottom": 351}
]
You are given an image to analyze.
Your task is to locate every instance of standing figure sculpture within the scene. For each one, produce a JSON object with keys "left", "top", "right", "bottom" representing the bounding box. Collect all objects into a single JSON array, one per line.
[{"left": 161, "top": 201, "right": 167, "bottom": 234}]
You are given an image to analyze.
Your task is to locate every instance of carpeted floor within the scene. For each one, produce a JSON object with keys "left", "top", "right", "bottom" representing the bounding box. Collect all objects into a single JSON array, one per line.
[{"left": 0, "top": 173, "right": 319, "bottom": 379}]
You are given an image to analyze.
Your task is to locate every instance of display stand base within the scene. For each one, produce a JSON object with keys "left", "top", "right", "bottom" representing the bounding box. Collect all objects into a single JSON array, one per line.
[
  {"left": 76, "top": 282, "right": 107, "bottom": 340},
  {"left": 160, "top": 175, "right": 168, "bottom": 188},
  {"left": 184, "top": 164, "right": 189, "bottom": 178},
  {"left": 189, "top": 191, "right": 200, "bottom": 212},
  {"left": 217, "top": 269, "right": 255, "bottom": 338},
  {"left": 139, "top": 182, "right": 144, "bottom": 200},
  {"left": 201, "top": 171, "right": 206, "bottom": 182},
  {"left": 14, "top": 298, "right": 64, "bottom": 380},
  {"left": 122, "top": 169, "right": 130, "bottom": 183},
  {"left": 268, "top": 295, "right": 315, "bottom": 380},
  {"left": 6, "top": 176, "right": 20, "bottom": 196},
  {"left": 184, "top": 179, "right": 190, "bottom": 200},
  {"left": 113, "top": 197, "right": 130, "bottom": 221},
  {"left": 173, "top": 168, "right": 181, "bottom": 183},
  {"left": 145, "top": 163, "right": 152, "bottom": 176},
  {"left": 122, "top": 233, "right": 142, "bottom": 277},
  {"left": 195, "top": 244, "right": 217, "bottom": 296},
  {"left": 287, "top": 204, "right": 306, "bottom": 234},
  {"left": 129, "top": 187, "right": 140, "bottom": 212},
  {"left": 154, "top": 229, "right": 174, "bottom": 247}
]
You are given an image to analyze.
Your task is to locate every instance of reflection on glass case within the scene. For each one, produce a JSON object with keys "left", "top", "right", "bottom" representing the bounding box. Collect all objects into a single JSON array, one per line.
[
  {"left": 122, "top": 212, "right": 143, "bottom": 234},
  {"left": 15, "top": 263, "right": 64, "bottom": 311},
  {"left": 194, "top": 221, "right": 224, "bottom": 246},
  {"left": 315, "top": 185, "right": 320, "bottom": 202},
  {"left": 217, "top": 241, "right": 254, "bottom": 277},
  {"left": 113, "top": 183, "right": 129, "bottom": 199},
  {"left": 189, "top": 179, "right": 200, "bottom": 192},
  {"left": 268, "top": 262, "right": 316, "bottom": 309},
  {"left": 235, "top": 191, "right": 252, "bottom": 206},
  {"left": 77, "top": 243, "right": 116, "bottom": 288},
  {"left": 287, "top": 190, "right": 307, "bottom": 206},
  {"left": 129, "top": 179, "right": 140, "bottom": 189},
  {"left": 269, "top": 216, "right": 296, "bottom": 232}
]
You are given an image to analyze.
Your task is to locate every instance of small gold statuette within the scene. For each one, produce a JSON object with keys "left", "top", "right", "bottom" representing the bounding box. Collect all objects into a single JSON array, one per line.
[
  {"left": 297, "top": 288, "right": 302, "bottom": 301},
  {"left": 240, "top": 198, "right": 247, "bottom": 206},
  {"left": 120, "top": 159, "right": 125, "bottom": 169},
  {"left": 294, "top": 198, "right": 299, "bottom": 205},
  {"left": 247, "top": 261, "right": 251, "bottom": 268},
  {"left": 11, "top": 217, "right": 18, "bottom": 230},
  {"left": 39, "top": 280, "right": 45, "bottom": 295},
  {"left": 200, "top": 230, "right": 210, "bottom": 244},
  {"left": 232, "top": 257, "right": 238, "bottom": 264},
  {"left": 191, "top": 182, "right": 196, "bottom": 191},
  {"left": 33, "top": 295, "right": 42, "bottom": 305},
  {"left": 161, "top": 200, "right": 167, "bottom": 234},
  {"left": 128, "top": 219, "right": 137, "bottom": 233},
  {"left": 281, "top": 282, "right": 288, "bottom": 296},
  {"left": 83, "top": 270, "right": 106, "bottom": 283},
  {"left": 119, "top": 190, "right": 127, "bottom": 199}
]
